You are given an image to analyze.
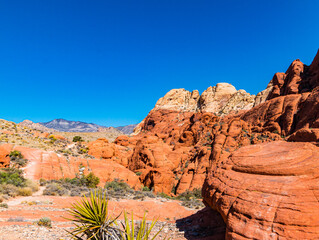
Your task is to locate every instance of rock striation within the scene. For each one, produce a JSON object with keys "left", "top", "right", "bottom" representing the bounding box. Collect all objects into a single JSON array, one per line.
[{"left": 202, "top": 141, "right": 319, "bottom": 239}]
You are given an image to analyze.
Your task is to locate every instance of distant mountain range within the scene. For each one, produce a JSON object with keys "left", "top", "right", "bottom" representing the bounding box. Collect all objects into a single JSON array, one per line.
[{"left": 37, "top": 119, "right": 136, "bottom": 134}]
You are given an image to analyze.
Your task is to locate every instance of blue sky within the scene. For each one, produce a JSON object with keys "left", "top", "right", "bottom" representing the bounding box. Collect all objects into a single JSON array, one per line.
[{"left": 0, "top": 0, "right": 318, "bottom": 126}]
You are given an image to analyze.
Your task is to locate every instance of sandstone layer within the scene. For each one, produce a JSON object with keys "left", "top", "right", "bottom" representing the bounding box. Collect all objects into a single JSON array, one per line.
[{"left": 202, "top": 141, "right": 319, "bottom": 239}]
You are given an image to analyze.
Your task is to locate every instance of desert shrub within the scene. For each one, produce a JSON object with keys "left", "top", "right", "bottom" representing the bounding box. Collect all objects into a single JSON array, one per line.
[
  {"left": 25, "top": 179, "right": 39, "bottom": 192},
  {"left": 0, "top": 168, "right": 26, "bottom": 187},
  {"left": 142, "top": 186, "right": 150, "bottom": 191},
  {"left": 158, "top": 192, "right": 172, "bottom": 199},
  {"left": 73, "top": 136, "right": 83, "bottom": 142},
  {"left": 67, "top": 189, "right": 122, "bottom": 239},
  {"left": 84, "top": 172, "right": 100, "bottom": 188},
  {"left": 175, "top": 188, "right": 204, "bottom": 209},
  {"left": 0, "top": 203, "right": 8, "bottom": 208},
  {"left": 180, "top": 199, "right": 204, "bottom": 209},
  {"left": 39, "top": 178, "right": 47, "bottom": 186},
  {"left": 42, "top": 173, "right": 99, "bottom": 196},
  {"left": 36, "top": 217, "right": 52, "bottom": 227},
  {"left": 79, "top": 148, "right": 88, "bottom": 154},
  {"left": 135, "top": 171, "right": 142, "bottom": 176},
  {"left": 0, "top": 184, "right": 18, "bottom": 197},
  {"left": 9, "top": 150, "right": 23, "bottom": 159},
  {"left": 176, "top": 188, "right": 202, "bottom": 201},
  {"left": 105, "top": 179, "right": 131, "bottom": 192},
  {"left": 17, "top": 187, "right": 32, "bottom": 196},
  {"left": 8, "top": 151, "right": 28, "bottom": 167},
  {"left": 43, "top": 183, "right": 69, "bottom": 196}
]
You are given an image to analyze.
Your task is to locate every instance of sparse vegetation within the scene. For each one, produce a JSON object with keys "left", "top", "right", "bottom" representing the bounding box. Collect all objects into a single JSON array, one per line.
[
  {"left": 43, "top": 172, "right": 100, "bottom": 196},
  {"left": 67, "top": 189, "right": 168, "bottom": 240},
  {"left": 9, "top": 150, "right": 28, "bottom": 167},
  {"left": 0, "top": 203, "right": 8, "bottom": 208},
  {"left": 36, "top": 217, "right": 52, "bottom": 227},
  {"left": 121, "top": 211, "right": 168, "bottom": 240},
  {"left": 0, "top": 168, "right": 39, "bottom": 198},
  {"left": 73, "top": 136, "right": 83, "bottom": 142}
]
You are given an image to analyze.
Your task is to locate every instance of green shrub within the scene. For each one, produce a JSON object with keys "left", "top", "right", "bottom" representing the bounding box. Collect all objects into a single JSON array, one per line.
[
  {"left": 9, "top": 150, "right": 23, "bottom": 159},
  {"left": 105, "top": 179, "right": 131, "bottom": 192},
  {"left": 0, "top": 168, "right": 26, "bottom": 187},
  {"left": 43, "top": 173, "right": 100, "bottom": 196},
  {"left": 158, "top": 192, "right": 171, "bottom": 199},
  {"left": 73, "top": 136, "right": 83, "bottom": 142},
  {"left": 135, "top": 171, "right": 142, "bottom": 176},
  {"left": 36, "top": 217, "right": 52, "bottom": 227},
  {"left": 79, "top": 148, "right": 88, "bottom": 154},
  {"left": 8, "top": 151, "right": 28, "bottom": 167},
  {"left": 0, "top": 203, "right": 8, "bottom": 208},
  {"left": 142, "top": 186, "right": 150, "bottom": 191},
  {"left": 176, "top": 188, "right": 202, "bottom": 201},
  {"left": 84, "top": 172, "right": 100, "bottom": 188}
]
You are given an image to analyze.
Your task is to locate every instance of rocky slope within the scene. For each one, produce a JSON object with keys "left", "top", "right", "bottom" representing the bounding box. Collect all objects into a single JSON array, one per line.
[
  {"left": 115, "top": 124, "right": 137, "bottom": 135},
  {"left": 19, "top": 120, "right": 55, "bottom": 133}
]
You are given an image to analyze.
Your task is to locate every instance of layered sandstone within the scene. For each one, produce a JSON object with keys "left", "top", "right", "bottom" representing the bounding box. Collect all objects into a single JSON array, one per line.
[
  {"left": 202, "top": 141, "right": 319, "bottom": 239},
  {"left": 15, "top": 146, "right": 141, "bottom": 189}
]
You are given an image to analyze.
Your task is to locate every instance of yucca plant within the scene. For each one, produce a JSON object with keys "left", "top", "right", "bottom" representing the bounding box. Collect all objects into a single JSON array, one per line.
[
  {"left": 66, "top": 189, "right": 122, "bottom": 240},
  {"left": 120, "top": 211, "right": 170, "bottom": 240}
]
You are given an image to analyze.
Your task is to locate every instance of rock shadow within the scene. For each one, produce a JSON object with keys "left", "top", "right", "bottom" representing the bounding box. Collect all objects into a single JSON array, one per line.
[{"left": 176, "top": 207, "right": 226, "bottom": 240}]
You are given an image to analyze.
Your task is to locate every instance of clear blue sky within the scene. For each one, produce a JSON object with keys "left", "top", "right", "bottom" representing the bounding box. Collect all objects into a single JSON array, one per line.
[{"left": 0, "top": 0, "right": 318, "bottom": 126}]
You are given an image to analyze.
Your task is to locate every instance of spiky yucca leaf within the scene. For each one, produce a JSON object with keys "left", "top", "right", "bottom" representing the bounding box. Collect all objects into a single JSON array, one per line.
[
  {"left": 120, "top": 211, "right": 170, "bottom": 240},
  {"left": 66, "top": 189, "right": 122, "bottom": 240}
]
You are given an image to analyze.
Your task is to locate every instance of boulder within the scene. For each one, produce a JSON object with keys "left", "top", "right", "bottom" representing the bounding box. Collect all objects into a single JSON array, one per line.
[{"left": 203, "top": 141, "right": 319, "bottom": 239}]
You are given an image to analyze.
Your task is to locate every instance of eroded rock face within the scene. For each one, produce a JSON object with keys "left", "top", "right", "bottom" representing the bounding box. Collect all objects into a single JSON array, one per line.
[
  {"left": 202, "top": 141, "right": 319, "bottom": 239},
  {"left": 0, "top": 144, "right": 13, "bottom": 167},
  {"left": 88, "top": 138, "right": 132, "bottom": 167},
  {"left": 267, "top": 50, "right": 319, "bottom": 100},
  {"left": 15, "top": 146, "right": 141, "bottom": 189},
  {"left": 152, "top": 83, "right": 256, "bottom": 115}
]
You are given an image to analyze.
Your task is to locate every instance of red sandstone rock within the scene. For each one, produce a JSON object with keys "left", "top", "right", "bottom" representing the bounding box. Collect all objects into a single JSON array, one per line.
[
  {"left": 0, "top": 144, "right": 13, "bottom": 167},
  {"left": 202, "top": 141, "right": 319, "bottom": 239},
  {"left": 267, "top": 50, "right": 319, "bottom": 100},
  {"left": 13, "top": 146, "right": 141, "bottom": 189}
]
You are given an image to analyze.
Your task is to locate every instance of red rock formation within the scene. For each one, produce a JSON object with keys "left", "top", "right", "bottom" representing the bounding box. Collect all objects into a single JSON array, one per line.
[
  {"left": 267, "top": 50, "right": 319, "bottom": 100},
  {"left": 0, "top": 144, "right": 13, "bottom": 167},
  {"left": 88, "top": 138, "right": 132, "bottom": 167},
  {"left": 14, "top": 146, "right": 141, "bottom": 189},
  {"left": 202, "top": 141, "right": 319, "bottom": 239}
]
